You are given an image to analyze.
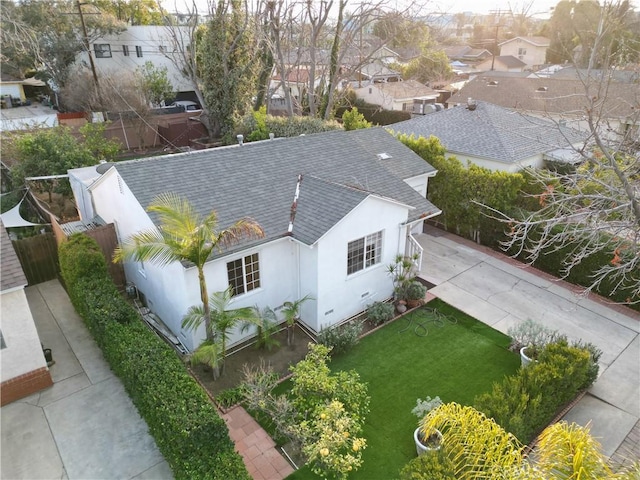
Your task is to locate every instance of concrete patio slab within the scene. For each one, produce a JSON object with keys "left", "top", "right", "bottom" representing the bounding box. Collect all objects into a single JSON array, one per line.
[
  {"left": 562, "top": 394, "right": 638, "bottom": 458},
  {"left": 429, "top": 282, "right": 511, "bottom": 326},
  {"left": 45, "top": 376, "right": 165, "bottom": 480},
  {"left": 1, "top": 401, "right": 65, "bottom": 479}
]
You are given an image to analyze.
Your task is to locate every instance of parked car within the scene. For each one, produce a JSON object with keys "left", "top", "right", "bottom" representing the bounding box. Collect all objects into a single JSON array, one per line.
[{"left": 169, "top": 100, "right": 201, "bottom": 112}]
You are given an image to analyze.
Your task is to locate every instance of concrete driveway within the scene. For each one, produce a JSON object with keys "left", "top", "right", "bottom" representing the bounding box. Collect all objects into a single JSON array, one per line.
[
  {"left": 416, "top": 227, "right": 639, "bottom": 461},
  {"left": 1, "top": 280, "right": 173, "bottom": 480}
]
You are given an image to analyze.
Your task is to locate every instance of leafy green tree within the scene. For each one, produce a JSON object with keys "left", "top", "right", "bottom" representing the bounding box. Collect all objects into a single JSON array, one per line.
[
  {"left": 341, "top": 107, "right": 372, "bottom": 131},
  {"left": 88, "top": 0, "right": 164, "bottom": 25},
  {"left": 9, "top": 125, "right": 120, "bottom": 200},
  {"left": 136, "top": 61, "right": 173, "bottom": 106},
  {"left": 198, "top": 0, "right": 261, "bottom": 141},
  {"left": 282, "top": 294, "right": 314, "bottom": 346},
  {"left": 113, "top": 193, "right": 264, "bottom": 347},
  {"left": 399, "top": 48, "right": 452, "bottom": 85}
]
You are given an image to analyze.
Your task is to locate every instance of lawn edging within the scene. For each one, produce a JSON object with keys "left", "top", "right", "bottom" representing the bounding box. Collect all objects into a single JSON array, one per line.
[{"left": 59, "top": 233, "right": 249, "bottom": 480}]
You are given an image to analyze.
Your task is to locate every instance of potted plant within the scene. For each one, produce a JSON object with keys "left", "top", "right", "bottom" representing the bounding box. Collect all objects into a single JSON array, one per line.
[
  {"left": 411, "top": 395, "right": 443, "bottom": 455},
  {"left": 508, "top": 319, "right": 560, "bottom": 367},
  {"left": 405, "top": 281, "right": 427, "bottom": 309},
  {"left": 387, "top": 254, "right": 420, "bottom": 304}
]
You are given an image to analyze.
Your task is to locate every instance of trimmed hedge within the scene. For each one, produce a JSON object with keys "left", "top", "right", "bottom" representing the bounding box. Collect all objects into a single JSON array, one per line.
[
  {"left": 59, "top": 233, "right": 249, "bottom": 480},
  {"left": 474, "top": 339, "right": 599, "bottom": 443}
]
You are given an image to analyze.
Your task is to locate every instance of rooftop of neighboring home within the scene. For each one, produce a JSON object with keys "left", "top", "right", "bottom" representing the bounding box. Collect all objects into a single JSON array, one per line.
[
  {"left": 443, "top": 45, "right": 492, "bottom": 60},
  {"left": 357, "top": 79, "right": 439, "bottom": 100},
  {"left": 390, "top": 101, "right": 587, "bottom": 165},
  {"left": 480, "top": 56, "right": 528, "bottom": 69},
  {"left": 82, "top": 128, "right": 439, "bottom": 253},
  {"left": 0, "top": 221, "right": 27, "bottom": 292},
  {"left": 448, "top": 75, "right": 639, "bottom": 119}
]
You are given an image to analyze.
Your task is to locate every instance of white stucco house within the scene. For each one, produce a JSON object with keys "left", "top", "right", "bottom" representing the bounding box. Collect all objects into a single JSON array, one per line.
[
  {"left": 353, "top": 79, "right": 439, "bottom": 113},
  {"left": 498, "top": 36, "right": 550, "bottom": 70},
  {"left": 0, "top": 222, "right": 52, "bottom": 406},
  {"left": 74, "top": 25, "right": 193, "bottom": 93},
  {"left": 68, "top": 128, "right": 441, "bottom": 351},
  {"left": 391, "top": 101, "right": 587, "bottom": 172}
]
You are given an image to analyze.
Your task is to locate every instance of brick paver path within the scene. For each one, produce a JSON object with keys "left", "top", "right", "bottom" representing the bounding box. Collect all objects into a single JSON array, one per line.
[{"left": 222, "top": 406, "right": 295, "bottom": 480}]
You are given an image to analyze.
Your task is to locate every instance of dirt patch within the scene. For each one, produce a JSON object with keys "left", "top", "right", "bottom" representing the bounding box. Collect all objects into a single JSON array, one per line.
[{"left": 190, "top": 324, "right": 315, "bottom": 397}]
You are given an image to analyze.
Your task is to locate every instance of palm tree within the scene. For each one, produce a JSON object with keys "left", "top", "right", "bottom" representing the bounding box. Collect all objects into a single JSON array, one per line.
[
  {"left": 182, "top": 287, "right": 258, "bottom": 375},
  {"left": 113, "top": 192, "right": 264, "bottom": 343},
  {"left": 282, "top": 294, "right": 314, "bottom": 346},
  {"left": 243, "top": 305, "right": 281, "bottom": 351},
  {"left": 189, "top": 340, "right": 223, "bottom": 380}
]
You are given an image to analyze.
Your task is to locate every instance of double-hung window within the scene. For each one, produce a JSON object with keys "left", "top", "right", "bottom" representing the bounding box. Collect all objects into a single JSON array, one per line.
[
  {"left": 347, "top": 231, "right": 383, "bottom": 275},
  {"left": 94, "top": 44, "right": 112, "bottom": 58},
  {"left": 227, "top": 253, "right": 260, "bottom": 296}
]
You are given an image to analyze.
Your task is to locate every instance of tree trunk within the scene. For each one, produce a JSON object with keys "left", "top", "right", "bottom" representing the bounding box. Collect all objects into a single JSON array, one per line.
[{"left": 198, "top": 267, "right": 213, "bottom": 342}]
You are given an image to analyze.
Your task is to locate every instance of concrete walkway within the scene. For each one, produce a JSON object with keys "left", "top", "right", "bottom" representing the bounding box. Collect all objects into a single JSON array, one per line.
[
  {"left": 417, "top": 226, "right": 639, "bottom": 462},
  {"left": 1, "top": 280, "right": 173, "bottom": 480}
]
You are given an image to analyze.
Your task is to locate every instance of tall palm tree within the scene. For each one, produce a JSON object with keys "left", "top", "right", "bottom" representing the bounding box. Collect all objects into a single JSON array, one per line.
[{"left": 113, "top": 192, "right": 264, "bottom": 342}]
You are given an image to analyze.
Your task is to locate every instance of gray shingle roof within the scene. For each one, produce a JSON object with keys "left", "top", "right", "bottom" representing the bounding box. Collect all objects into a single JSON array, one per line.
[
  {"left": 113, "top": 128, "right": 439, "bottom": 252},
  {"left": 448, "top": 76, "right": 639, "bottom": 119},
  {"left": 1, "top": 221, "right": 27, "bottom": 291},
  {"left": 391, "top": 101, "right": 587, "bottom": 164}
]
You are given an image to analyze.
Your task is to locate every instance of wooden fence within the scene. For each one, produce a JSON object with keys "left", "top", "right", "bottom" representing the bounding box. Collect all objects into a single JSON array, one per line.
[{"left": 11, "top": 232, "right": 59, "bottom": 285}]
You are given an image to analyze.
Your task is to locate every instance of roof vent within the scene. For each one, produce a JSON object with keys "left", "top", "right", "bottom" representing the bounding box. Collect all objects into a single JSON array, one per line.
[
  {"left": 487, "top": 80, "right": 499, "bottom": 86},
  {"left": 467, "top": 98, "right": 477, "bottom": 111},
  {"left": 237, "top": 134, "right": 244, "bottom": 146},
  {"left": 96, "top": 162, "right": 115, "bottom": 174},
  {"left": 377, "top": 152, "right": 392, "bottom": 160},
  {"left": 269, "top": 132, "right": 275, "bottom": 140},
  {"left": 536, "top": 86, "right": 548, "bottom": 92}
]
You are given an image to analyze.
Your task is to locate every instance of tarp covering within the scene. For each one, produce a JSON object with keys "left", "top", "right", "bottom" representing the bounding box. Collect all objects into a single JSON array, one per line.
[{"left": 0, "top": 191, "right": 46, "bottom": 227}]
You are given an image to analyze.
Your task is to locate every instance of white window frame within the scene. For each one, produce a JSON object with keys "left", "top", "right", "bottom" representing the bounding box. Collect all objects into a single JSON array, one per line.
[
  {"left": 227, "top": 253, "right": 260, "bottom": 296},
  {"left": 347, "top": 230, "right": 383, "bottom": 275},
  {"left": 94, "top": 44, "right": 112, "bottom": 58}
]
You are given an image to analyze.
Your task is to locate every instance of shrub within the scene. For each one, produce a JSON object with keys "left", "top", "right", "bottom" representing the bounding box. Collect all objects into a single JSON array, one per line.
[
  {"left": 366, "top": 301, "right": 394, "bottom": 325},
  {"left": 59, "top": 234, "right": 249, "bottom": 480},
  {"left": 216, "top": 386, "right": 245, "bottom": 409},
  {"left": 317, "top": 321, "right": 364, "bottom": 355},
  {"left": 399, "top": 447, "right": 457, "bottom": 480},
  {"left": 474, "top": 339, "right": 599, "bottom": 442},
  {"left": 238, "top": 110, "right": 342, "bottom": 141},
  {"left": 406, "top": 281, "right": 427, "bottom": 301}
]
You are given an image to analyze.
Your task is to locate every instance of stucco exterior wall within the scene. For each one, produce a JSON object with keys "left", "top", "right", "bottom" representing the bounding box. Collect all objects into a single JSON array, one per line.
[
  {"left": 313, "top": 196, "right": 407, "bottom": 332},
  {"left": 500, "top": 40, "right": 547, "bottom": 68}
]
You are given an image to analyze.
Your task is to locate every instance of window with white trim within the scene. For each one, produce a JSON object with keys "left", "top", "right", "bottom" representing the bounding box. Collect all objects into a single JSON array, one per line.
[
  {"left": 136, "top": 46, "right": 143, "bottom": 57},
  {"left": 227, "top": 253, "right": 260, "bottom": 296},
  {"left": 347, "top": 231, "right": 383, "bottom": 275},
  {"left": 94, "top": 44, "right": 112, "bottom": 58},
  {"left": 123, "top": 45, "right": 130, "bottom": 56}
]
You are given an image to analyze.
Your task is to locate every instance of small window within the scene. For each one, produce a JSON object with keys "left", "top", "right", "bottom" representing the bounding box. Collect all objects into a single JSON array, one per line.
[
  {"left": 123, "top": 45, "right": 129, "bottom": 56},
  {"left": 368, "top": 87, "right": 372, "bottom": 94},
  {"left": 347, "top": 231, "right": 383, "bottom": 275},
  {"left": 518, "top": 47, "right": 527, "bottom": 56},
  {"left": 136, "top": 46, "right": 143, "bottom": 57},
  {"left": 227, "top": 253, "right": 260, "bottom": 296},
  {"left": 0, "top": 330, "right": 6, "bottom": 349},
  {"left": 94, "top": 44, "right": 112, "bottom": 58}
]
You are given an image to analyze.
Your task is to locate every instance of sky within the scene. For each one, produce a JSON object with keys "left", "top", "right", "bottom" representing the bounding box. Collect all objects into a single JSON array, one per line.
[{"left": 161, "top": 0, "right": 638, "bottom": 18}]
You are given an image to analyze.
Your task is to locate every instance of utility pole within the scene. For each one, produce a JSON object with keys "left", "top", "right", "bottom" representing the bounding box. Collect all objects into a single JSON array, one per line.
[{"left": 76, "top": 1, "right": 100, "bottom": 93}]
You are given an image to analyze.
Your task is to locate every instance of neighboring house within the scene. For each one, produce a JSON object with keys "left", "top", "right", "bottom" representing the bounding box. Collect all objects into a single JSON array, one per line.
[
  {"left": 74, "top": 26, "right": 193, "bottom": 93},
  {"left": 477, "top": 55, "right": 527, "bottom": 73},
  {"left": 391, "top": 101, "right": 586, "bottom": 172},
  {"left": 498, "top": 36, "right": 550, "bottom": 69},
  {"left": 447, "top": 76, "right": 640, "bottom": 142},
  {"left": 349, "top": 60, "right": 402, "bottom": 86},
  {"left": 443, "top": 45, "right": 492, "bottom": 63},
  {"left": 68, "top": 128, "right": 441, "bottom": 351},
  {"left": 353, "top": 79, "right": 439, "bottom": 113},
  {"left": 0, "top": 222, "right": 52, "bottom": 406}
]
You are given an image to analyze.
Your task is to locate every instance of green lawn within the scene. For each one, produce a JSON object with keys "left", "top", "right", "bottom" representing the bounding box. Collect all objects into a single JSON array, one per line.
[{"left": 283, "top": 299, "right": 520, "bottom": 480}]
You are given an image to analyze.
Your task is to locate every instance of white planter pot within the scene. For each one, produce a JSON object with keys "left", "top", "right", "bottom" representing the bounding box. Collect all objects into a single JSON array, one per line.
[
  {"left": 520, "top": 346, "right": 533, "bottom": 367},
  {"left": 414, "top": 427, "right": 442, "bottom": 455}
]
